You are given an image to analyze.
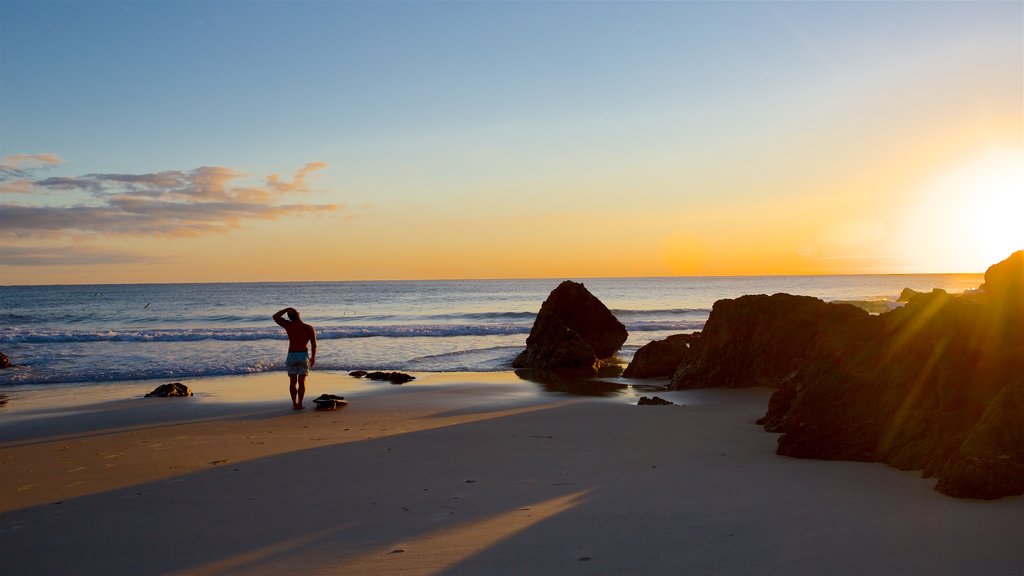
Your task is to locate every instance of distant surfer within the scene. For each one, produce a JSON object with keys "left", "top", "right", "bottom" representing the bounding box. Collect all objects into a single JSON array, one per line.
[{"left": 273, "top": 307, "right": 317, "bottom": 410}]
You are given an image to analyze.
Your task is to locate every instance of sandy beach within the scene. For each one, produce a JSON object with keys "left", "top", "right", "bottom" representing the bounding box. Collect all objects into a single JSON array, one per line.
[{"left": 1, "top": 372, "right": 1022, "bottom": 575}]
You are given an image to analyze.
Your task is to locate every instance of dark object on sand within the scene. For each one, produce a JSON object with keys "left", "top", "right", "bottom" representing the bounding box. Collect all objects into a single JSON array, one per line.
[
  {"left": 513, "top": 280, "right": 627, "bottom": 373},
  {"left": 349, "top": 370, "right": 415, "bottom": 384},
  {"left": 145, "top": 382, "right": 193, "bottom": 397},
  {"left": 637, "top": 396, "right": 675, "bottom": 406},
  {"left": 313, "top": 394, "right": 348, "bottom": 410},
  {"left": 0, "top": 351, "right": 9, "bottom": 369},
  {"left": 623, "top": 333, "right": 701, "bottom": 378}
]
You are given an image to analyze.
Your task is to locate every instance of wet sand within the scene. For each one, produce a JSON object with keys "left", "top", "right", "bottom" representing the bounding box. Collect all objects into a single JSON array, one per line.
[{"left": 1, "top": 372, "right": 1022, "bottom": 575}]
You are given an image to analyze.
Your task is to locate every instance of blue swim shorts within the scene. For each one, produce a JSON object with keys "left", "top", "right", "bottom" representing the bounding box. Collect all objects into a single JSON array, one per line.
[{"left": 285, "top": 351, "right": 310, "bottom": 376}]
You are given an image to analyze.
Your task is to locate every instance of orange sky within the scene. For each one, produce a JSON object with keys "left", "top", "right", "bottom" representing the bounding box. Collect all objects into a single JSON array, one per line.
[{"left": 2, "top": 2, "right": 1022, "bottom": 285}]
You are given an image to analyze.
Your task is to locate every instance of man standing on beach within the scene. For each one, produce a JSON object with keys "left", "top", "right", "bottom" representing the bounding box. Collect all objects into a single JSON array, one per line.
[{"left": 273, "top": 307, "right": 317, "bottom": 410}]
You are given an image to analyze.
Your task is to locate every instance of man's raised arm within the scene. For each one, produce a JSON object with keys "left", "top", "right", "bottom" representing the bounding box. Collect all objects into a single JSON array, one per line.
[{"left": 273, "top": 308, "right": 290, "bottom": 328}]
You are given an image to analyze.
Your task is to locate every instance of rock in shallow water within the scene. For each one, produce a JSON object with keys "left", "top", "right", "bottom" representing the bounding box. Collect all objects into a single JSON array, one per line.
[
  {"left": 513, "top": 280, "right": 627, "bottom": 373},
  {"left": 623, "top": 333, "right": 700, "bottom": 379},
  {"left": 145, "top": 382, "right": 192, "bottom": 397},
  {"left": 637, "top": 396, "right": 675, "bottom": 406},
  {"left": 347, "top": 370, "right": 414, "bottom": 384}
]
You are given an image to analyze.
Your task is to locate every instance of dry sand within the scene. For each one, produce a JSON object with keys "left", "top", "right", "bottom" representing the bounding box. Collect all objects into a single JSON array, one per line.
[{"left": 1, "top": 372, "right": 1022, "bottom": 575}]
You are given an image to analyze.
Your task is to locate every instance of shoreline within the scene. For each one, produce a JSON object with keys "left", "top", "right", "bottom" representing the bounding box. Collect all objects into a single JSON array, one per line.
[{"left": 2, "top": 372, "right": 1022, "bottom": 574}]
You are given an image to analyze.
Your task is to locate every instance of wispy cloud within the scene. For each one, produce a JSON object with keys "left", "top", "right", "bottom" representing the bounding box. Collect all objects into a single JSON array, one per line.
[
  {"left": 0, "top": 245, "right": 154, "bottom": 267},
  {"left": 0, "top": 159, "right": 337, "bottom": 237},
  {"left": 0, "top": 153, "right": 65, "bottom": 193}
]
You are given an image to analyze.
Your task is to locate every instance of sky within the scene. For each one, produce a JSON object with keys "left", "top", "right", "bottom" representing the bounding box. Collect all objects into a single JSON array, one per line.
[{"left": 1, "top": 1, "right": 1022, "bottom": 285}]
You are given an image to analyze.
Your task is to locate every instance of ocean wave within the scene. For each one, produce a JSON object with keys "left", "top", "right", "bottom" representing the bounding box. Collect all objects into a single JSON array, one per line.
[
  {"left": 0, "top": 325, "right": 530, "bottom": 344},
  {"left": 0, "top": 360, "right": 282, "bottom": 387},
  {"left": 611, "top": 308, "right": 710, "bottom": 316},
  {"left": 624, "top": 320, "right": 706, "bottom": 331},
  {"left": 0, "top": 315, "right": 707, "bottom": 345}
]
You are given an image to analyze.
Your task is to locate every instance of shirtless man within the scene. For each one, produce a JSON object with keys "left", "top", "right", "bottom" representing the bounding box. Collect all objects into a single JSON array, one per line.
[{"left": 273, "top": 307, "right": 317, "bottom": 409}]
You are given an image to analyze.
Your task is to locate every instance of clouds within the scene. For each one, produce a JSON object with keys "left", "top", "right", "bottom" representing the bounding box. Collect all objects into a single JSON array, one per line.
[
  {"left": 0, "top": 245, "right": 152, "bottom": 267},
  {"left": 0, "top": 158, "right": 337, "bottom": 237},
  {"left": 0, "top": 154, "right": 65, "bottom": 192}
]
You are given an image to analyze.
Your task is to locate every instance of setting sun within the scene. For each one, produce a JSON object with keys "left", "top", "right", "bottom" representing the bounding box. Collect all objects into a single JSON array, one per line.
[{"left": 900, "top": 149, "right": 1024, "bottom": 273}]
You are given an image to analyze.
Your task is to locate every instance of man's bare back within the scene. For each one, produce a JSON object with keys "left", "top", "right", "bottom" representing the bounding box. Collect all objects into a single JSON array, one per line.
[{"left": 274, "top": 307, "right": 317, "bottom": 359}]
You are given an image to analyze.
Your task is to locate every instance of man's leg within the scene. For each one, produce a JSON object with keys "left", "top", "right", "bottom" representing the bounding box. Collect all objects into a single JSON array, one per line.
[
  {"left": 296, "top": 374, "right": 306, "bottom": 408},
  {"left": 289, "top": 374, "right": 299, "bottom": 408}
]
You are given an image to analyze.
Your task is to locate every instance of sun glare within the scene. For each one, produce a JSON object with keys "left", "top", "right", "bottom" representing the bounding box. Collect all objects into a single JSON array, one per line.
[
  {"left": 964, "top": 151, "right": 1024, "bottom": 267},
  {"left": 904, "top": 149, "right": 1024, "bottom": 272}
]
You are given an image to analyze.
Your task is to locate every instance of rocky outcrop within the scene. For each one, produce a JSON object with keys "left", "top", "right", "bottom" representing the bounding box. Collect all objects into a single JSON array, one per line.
[
  {"left": 513, "top": 281, "right": 627, "bottom": 372},
  {"left": 646, "top": 252, "right": 1024, "bottom": 498},
  {"left": 0, "top": 352, "right": 9, "bottom": 369},
  {"left": 898, "top": 287, "right": 923, "bottom": 302},
  {"left": 935, "top": 380, "right": 1024, "bottom": 499},
  {"left": 670, "top": 293, "right": 871, "bottom": 389},
  {"left": 755, "top": 253, "right": 1024, "bottom": 499},
  {"left": 145, "top": 382, "right": 193, "bottom": 397},
  {"left": 349, "top": 370, "right": 415, "bottom": 384},
  {"left": 981, "top": 249, "right": 1023, "bottom": 306},
  {"left": 623, "top": 333, "right": 700, "bottom": 378},
  {"left": 637, "top": 396, "right": 675, "bottom": 405}
]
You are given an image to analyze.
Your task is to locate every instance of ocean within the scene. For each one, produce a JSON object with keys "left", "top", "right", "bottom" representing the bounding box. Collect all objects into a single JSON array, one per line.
[{"left": 0, "top": 275, "right": 983, "bottom": 388}]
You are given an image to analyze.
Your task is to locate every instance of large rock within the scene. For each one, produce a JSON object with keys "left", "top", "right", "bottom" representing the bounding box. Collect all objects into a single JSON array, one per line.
[
  {"left": 980, "top": 250, "right": 1024, "bottom": 337},
  {"left": 761, "top": 286, "right": 1024, "bottom": 497},
  {"left": 664, "top": 252, "right": 1024, "bottom": 498},
  {"left": 623, "top": 333, "right": 701, "bottom": 378},
  {"left": 982, "top": 249, "right": 1023, "bottom": 305},
  {"left": 145, "top": 382, "right": 193, "bottom": 397},
  {"left": 670, "top": 293, "right": 871, "bottom": 389},
  {"left": 513, "top": 281, "right": 627, "bottom": 372}
]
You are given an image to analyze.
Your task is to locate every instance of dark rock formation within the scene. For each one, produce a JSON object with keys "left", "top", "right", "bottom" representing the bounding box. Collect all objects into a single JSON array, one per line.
[
  {"left": 365, "top": 371, "right": 415, "bottom": 384},
  {"left": 145, "top": 382, "right": 192, "bottom": 397},
  {"left": 898, "top": 287, "right": 923, "bottom": 302},
  {"left": 653, "top": 252, "right": 1024, "bottom": 498},
  {"left": 670, "top": 293, "right": 870, "bottom": 389},
  {"left": 312, "top": 394, "right": 348, "bottom": 410},
  {"left": 623, "top": 333, "right": 700, "bottom": 378},
  {"left": 756, "top": 255, "right": 1024, "bottom": 499},
  {"left": 0, "top": 352, "right": 9, "bottom": 369},
  {"left": 347, "top": 370, "right": 414, "bottom": 384},
  {"left": 981, "top": 249, "right": 1023, "bottom": 306},
  {"left": 935, "top": 379, "right": 1024, "bottom": 499},
  {"left": 513, "top": 281, "right": 627, "bottom": 372},
  {"left": 637, "top": 396, "right": 675, "bottom": 405},
  {"left": 764, "top": 288, "right": 1023, "bottom": 494}
]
